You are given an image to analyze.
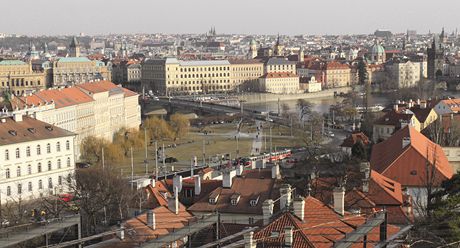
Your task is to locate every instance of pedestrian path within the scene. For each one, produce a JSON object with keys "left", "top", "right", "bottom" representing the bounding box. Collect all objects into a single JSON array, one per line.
[{"left": 251, "top": 120, "right": 263, "bottom": 155}]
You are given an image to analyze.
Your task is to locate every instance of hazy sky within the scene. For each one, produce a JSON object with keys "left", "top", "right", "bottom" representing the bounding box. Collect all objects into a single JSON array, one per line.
[{"left": 1, "top": 0, "right": 458, "bottom": 36}]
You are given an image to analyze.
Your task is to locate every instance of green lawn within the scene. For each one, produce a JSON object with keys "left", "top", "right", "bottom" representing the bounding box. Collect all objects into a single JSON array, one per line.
[{"left": 110, "top": 123, "right": 303, "bottom": 177}]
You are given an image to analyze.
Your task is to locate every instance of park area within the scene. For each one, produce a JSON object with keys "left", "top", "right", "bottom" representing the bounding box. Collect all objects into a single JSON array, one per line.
[{"left": 110, "top": 122, "right": 303, "bottom": 177}]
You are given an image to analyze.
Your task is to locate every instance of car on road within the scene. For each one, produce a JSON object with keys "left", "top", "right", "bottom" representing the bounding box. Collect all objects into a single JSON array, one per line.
[
  {"left": 76, "top": 162, "right": 91, "bottom": 169},
  {"left": 165, "top": 157, "right": 178, "bottom": 163}
]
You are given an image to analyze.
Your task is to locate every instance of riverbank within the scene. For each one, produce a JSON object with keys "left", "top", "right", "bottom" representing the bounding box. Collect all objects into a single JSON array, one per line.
[{"left": 237, "top": 87, "right": 351, "bottom": 104}]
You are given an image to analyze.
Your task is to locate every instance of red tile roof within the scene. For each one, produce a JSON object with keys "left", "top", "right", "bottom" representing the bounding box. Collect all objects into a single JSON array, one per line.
[
  {"left": 12, "top": 87, "right": 94, "bottom": 109},
  {"left": 440, "top": 98, "right": 460, "bottom": 112},
  {"left": 370, "top": 126, "right": 454, "bottom": 187},
  {"left": 254, "top": 196, "right": 400, "bottom": 247},
  {"left": 261, "top": 72, "right": 298, "bottom": 78}
]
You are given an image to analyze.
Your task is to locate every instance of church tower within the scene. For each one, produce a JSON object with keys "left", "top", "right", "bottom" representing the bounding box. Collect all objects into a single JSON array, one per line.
[
  {"left": 69, "top": 37, "right": 81, "bottom": 57},
  {"left": 298, "top": 47, "right": 304, "bottom": 62},
  {"left": 273, "top": 34, "right": 283, "bottom": 56},
  {"left": 248, "top": 39, "right": 258, "bottom": 59}
]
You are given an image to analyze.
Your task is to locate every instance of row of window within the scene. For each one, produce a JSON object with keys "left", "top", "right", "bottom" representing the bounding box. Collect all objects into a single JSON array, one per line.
[
  {"left": 5, "top": 157, "right": 72, "bottom": 179},
  {"left": 179, "top": 66, "right": 230, "bottom": 72},
  {"left": 4, "top": 141, "right": 71, "bottom": 161},
  {"left": 5, "top": 175, "right": 69, "bottom": 196},
  {"left": 1, "top": 79, "right": 41, "bottom": 87}
]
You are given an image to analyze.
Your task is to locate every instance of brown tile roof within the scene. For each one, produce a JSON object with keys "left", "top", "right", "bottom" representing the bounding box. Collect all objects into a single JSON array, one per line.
[
  {"left": 374, "top": 111, "right": 413, "bottom": 127},
  {"left": 261, "top": 72, "right": 298, "bottom": 78},
  {"left": 0, "top": 116, "right": 75, "bottom": 146},
  {"left": 188, "top": 169, "right": 280, "bottom": 215},
  {"left": 370, "top": 126, "right": 454, "bottom": 187},
  {"left": 254, "top": 196, "right": 400, "bottom": 247}
]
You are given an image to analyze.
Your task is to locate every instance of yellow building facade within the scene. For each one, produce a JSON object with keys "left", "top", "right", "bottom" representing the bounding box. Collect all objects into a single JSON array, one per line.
[
  {"left": 0, "top": 60, "right": 45, "bottom": 96},
  {"left": 52, "top": 57, "right": 111, "bottom": 86}
]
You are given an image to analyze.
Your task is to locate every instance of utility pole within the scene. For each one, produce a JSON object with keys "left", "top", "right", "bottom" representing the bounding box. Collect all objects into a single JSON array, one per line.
[
  {"left": 162, "top": 143, "right": 166, "bottom": 180},
  {"left": 202, "top": 138, "right": 206, "bottom": 166},
  {"left": 155, "top": 141, "right": 158, "bottom": 180},
  {"left": 144, "top": 127, "right": 148, "bottom": 175},
  {"left": 130, "top": 147, "right": 134, "bottom": 190},
  {"left": 101, "top": 147, "right": 105, "bottom": 170},
  {"left": 270, "top": 125, "right": 273, "bottom": 153}
]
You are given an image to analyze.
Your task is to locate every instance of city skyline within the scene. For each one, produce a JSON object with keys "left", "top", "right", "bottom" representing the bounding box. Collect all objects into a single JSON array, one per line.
[{"left": 0, "top": 0, "right": 458, "bottom": 36}]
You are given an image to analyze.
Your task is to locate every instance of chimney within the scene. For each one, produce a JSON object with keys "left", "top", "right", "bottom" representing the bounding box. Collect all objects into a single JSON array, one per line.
[
  {"left": 168, "top": 186, "right": 179, "bottom": 215},
  {"left": 393, "top": 104, "right": 398, "bottom": 112},
  {"left": 244, "top": 231, "right": 256, "bottom": 248},
  {"left": 146, "top": 210, "right": 156, "bottom": 230},
  {"left": 333, "top": 187, "right": 345, "bottom": 216},
  {"left": 280, "top": 184, "right": 292, "bottom": 210},
  {"left": 262, "top": 199, "right": 274, "bottom": 225},
  {"left": 222, "top": 170, "right": 233, "bottom": 188},
  {"left": 194, "top": 175, "right": 201, "bottom": 195},
  {"left": 271, "top": 163, "right": 280, "bottom": 179},
  {"left": 417, "top": 99, "right": 421, "bottom": 105},
  {"left": 402, "top": 137, "right": 411, "bottom": 148},
  {"left": 421, "top": 101, "right": 427, "bottom": 109},
  {"left": 284, "top": 226, "right": 294, "bottom": 247},
  {"left": 116, "top": 225, "right": 125, "bottom": 240},
  {"left": 13, "top": 113, "right": 23, "bottom": 122},
  {"left": 173, "top": 174, "right": 182, "bottom": 193},
  {"left": 360, "top": 162, "right": 371, "bottom": 193},
  {"left": 236, "top": 164, "right": 244, "bottom": 176},
  {"left": 293, "top": 197, "right": 305, "bottom": 221}
]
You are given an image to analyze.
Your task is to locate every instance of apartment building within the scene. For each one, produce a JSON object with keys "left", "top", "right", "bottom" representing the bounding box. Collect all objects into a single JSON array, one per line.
[
  {"left": 10, "top": 81, "right": 141, "bottom": 158},
  {"left": 228, "top": 59, "right": 264, "bottom": 92},
  {"left": 0, "top": 115, "right": 76, "bottom": 202},
  {"left": 258, "top": 72, "right": 300, "bottom": 94},
  {"left": 52, "top": 57, "right": 112, "bottom": 86},
  {"left": 142, "top": 58, "right": 232, "bottom": 95}
]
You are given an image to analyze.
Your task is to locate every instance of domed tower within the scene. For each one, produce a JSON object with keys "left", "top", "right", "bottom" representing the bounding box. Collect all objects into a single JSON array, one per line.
[
  {"left": 69, "top": 37, "right": 81, "bottom": 57},
  {"left": 370, "top": 40, "right": 385, "bottom": 64},
  {"left": 248, "top": 39, "right": 257, "bottom": 59}
]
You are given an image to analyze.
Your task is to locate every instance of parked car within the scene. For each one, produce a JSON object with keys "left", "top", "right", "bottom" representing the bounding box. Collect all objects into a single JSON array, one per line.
[
  {"left": 76, "top": 162, "right": 91, "bottom": 168},
  {"left": 165, "top": 157, "right": 178, "bottom": 163}
]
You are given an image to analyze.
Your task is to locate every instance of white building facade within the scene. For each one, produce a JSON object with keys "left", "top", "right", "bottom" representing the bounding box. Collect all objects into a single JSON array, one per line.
[{"left": 0, "top": 115, "right": 76, "bottom": 202}]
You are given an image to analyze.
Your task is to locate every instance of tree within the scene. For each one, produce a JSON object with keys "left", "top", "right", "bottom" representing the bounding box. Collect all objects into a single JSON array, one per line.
[
  {"left": 297, "top": 99, "right": 313, "bottom": 124},
  {"left": 170, "top": 113, "right": 190, "bottom": 140},
  {"left": 144, "top": 116, "right": 173, "bottom": 141},
  {"left": 80, "top": 136, "right": 124, "bottom": 165},
  {"left": 67, "top": 167, "right": 133, "bottom": 236},
  {"left": 281, "top": 103, "right": 291, "bottom": 118},
  {"left": 351, "top": 140, "right": 367, "bottom": 161},
  {"left": 113, "top": 128, "right": 145, "bottom": 156}
]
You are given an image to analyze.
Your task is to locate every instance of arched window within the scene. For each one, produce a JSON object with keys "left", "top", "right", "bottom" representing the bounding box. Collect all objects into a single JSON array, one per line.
[
  {"left": 5, "top": 149, "right": 9, "bottom": 160},
  {"left": 27, "top": 165, "right": 32, "bottom": 174},
  {"left": 66, "top": 140, "right": 70, "bottom": 150},
  {"left": 67, "top": 157, "right": 71, "bottom": 167},
  {"left": 57, "top": 159, "right": 61, "bottom": 169},
  {"left": 26, "top": 146, "right": 31, "bottom": 157},
  {"left": 6, "top": 186, "right": 11, "bottom": 196},
  {"left": 37, "top": 145, "right": 41, "bottom": 155},
  {"left": 28, "top": 182, "right": 33, "bottom": 192},
  {"left": 38, "top": 180, "right": 43, "bottom": 190},
  {"left": 16, "top": 166, "right": 21, "bottom": 177},
  {"left": 5, "top": 168, "right": 10, "bottom": 179},
  {"left": 15, "top": 148, "right": 20, "bottom": 159},
  {"left": 37, "top": 163, "right": 42, "bottom": 173},
  {"left": 47, "top": 143, "right": 51, "bottom": 153},
  {"left": 47, "top": 161, "right": 52, "bottom": 171},
  {"left": 56, "top": 142, "right": 61, "bottom": 152},
  {"left": 17, "top": 184, "right": 22, "bottom": 195},
  {"left": 48, "top": 178, "right": 53, "bottom": 189}
]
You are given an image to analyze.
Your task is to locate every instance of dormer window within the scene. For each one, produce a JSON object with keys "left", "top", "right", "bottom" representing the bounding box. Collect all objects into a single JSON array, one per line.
[
  {"left": 249, "top": 195, "right": 260, "bottom": 207},
  {"left": 230, "top": 193, "right": 241, "bottom": 206},
  {"left": 45, "top": 125, "right": 53, "bottom": 131},
  {"left": 8, "top": 130, "right": 17, "bottom": 136},
  {"left": 27, "top": 128, "right": 36, "bottom": 133},
  {"left": 209, "top": 192, "right": 220, "bottom": 204}
]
